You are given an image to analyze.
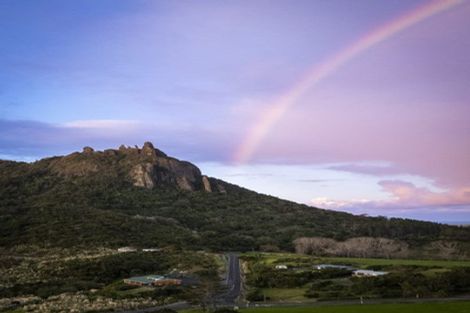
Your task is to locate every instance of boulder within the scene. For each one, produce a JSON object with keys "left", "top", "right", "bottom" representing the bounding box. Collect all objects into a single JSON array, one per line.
[{"left": 82, "top": 146, "right": 94, "bottom": 154}]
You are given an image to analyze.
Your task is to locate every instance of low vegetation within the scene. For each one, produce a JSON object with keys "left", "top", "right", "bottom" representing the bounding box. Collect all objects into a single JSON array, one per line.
[
  {"left": 242, "top": 253, "right": 470, "bottom": 302},
  {"left": 0, "top": 249, "right": 222, "bottom": 312}
]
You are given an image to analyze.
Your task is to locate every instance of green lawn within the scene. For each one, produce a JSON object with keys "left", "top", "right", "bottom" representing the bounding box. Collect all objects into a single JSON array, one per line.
[
  {"left": 183, "top": 301, "right": 470, "bottom": 313},
  {"left": 319, "top": 257, "right": 470, "bottom": 268},
  {"left": 245, "top": 252, "right": 310, "bottom": 265},
  {"left": 260, "top": 288, "right": 309, "bottom": 301},
  {"left": 241, "top": 301, "right": 470, "bottom": 313},
  {"left": 243, "top": 252, "right": 470, "bottom": 268},
  {"left": 240, "top": 253, "right": 470, "bottom": 306}
]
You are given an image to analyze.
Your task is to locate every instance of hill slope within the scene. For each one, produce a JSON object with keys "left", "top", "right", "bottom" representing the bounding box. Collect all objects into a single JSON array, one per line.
[{"left": 1, "top": 143, "right": 469, "bottom": 258}]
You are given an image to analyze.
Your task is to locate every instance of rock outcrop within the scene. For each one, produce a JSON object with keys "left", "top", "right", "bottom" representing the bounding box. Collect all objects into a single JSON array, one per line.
[
  {"left": 130, "top": 163, "right": 155, "bottom": 189},
  {"left": 82, "top": 146, "right": 94, "bottom": 155},
  {"left": 202, "top": 176, "right": 212, "bottom": 192},
  {"left": 46, "top": 142, "right": 225, "bottom": 193}
]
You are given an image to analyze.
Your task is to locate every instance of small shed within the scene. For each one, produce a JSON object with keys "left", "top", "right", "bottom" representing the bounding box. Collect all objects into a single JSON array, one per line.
[
  {"left": 117, "top": 246, "right": 137, "bottom": 253},
  {"left": 315, "top": 264, "right": 355, "bottom": 271},
  {"left": 353, "top": 269, "right": 388, "bottom": 277},
  {"left": 124, "top": 275, "right": 164, "bottom": 286},
  {"left": 124, "top": 275, "right": 182, "bottom": 287},
  {"left": 142, "top": 248, "right": 161, "bottom": 252},
  {"left": 275, "top": 264, "right": 288, "bottom": 270}
]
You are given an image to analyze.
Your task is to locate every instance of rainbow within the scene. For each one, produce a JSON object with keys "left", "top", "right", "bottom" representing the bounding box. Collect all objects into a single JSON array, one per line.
[{"left": 234, "top": 0, "right": 464, "bottom": 164}]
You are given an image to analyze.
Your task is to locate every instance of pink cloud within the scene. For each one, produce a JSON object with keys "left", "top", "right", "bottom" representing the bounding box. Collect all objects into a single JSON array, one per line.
[
  {"left": 378, "top": 180, "right": 470, "bottom": 208},
  {"left": 328, "top": 163, "right": 405, "bottom": 176},
  {"left": 311, "top": 180, "right": 470, "bottom": 213}
]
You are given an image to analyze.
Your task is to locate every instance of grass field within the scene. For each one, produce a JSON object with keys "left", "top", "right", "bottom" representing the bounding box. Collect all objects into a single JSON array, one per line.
[
  {"left": 243, "top": 252, "right": 470, "bottom": 268},
  {"left": 260, "top": 288, "right": 309, "bottom": 301},
  {"left": 320, "top": 257, "right": 470, "bottom": 268},
  {"left": 241, "top": 252, "right": 470, "bottom": 303},
  {"left": 183, "top": 301, "right": 470, "bottom": 313},
  {"left": 242, "top": 301, "right": 470, "bottom": 313}
]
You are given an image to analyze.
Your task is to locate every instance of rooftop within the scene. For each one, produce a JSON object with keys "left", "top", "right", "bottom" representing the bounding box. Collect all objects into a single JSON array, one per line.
[
  {"left": 125, "top": 275, "right": 164, "bottom": 285},
  {"left": 353, "top": 269, "right": 388, "bottom": 276},
  {"left": 315, "top": 264, "right": 355, "bottom": 270}
]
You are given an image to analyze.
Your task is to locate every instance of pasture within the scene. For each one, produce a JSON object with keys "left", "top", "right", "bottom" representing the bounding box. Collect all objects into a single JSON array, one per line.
[
  {"left": 183, "top": 301, "right": 470, "bottom": 313},
  {"left": 243, "top": 252, "right": 470, "bottom": 268}
]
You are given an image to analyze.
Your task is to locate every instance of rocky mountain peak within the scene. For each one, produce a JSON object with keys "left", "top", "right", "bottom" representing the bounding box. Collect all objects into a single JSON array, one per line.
[{"left": 47, "top": 142, "right": 226, "bottom": 193}]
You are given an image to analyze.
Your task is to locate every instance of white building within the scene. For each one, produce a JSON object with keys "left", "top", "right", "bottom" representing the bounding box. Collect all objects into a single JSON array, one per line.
[
  {"left": 353, "top": 269, "right": 388, "bottom": 277},
  {"left": 143, "top": 248, "right": 161, "bottom": 252},
  {"left": 315, "top": 264, "right": 354, "bottom": 271},
  {"left": 275, "top": 264, "right": 288, "bottom": 270},
  {"left": 117, "top": 246, "right": 137, "bottom": 253}
]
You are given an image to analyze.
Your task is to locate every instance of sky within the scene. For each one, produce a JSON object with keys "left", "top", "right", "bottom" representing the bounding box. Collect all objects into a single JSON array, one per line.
[{"left": 1, "top": 0, "right": 469, "bottom": 223}]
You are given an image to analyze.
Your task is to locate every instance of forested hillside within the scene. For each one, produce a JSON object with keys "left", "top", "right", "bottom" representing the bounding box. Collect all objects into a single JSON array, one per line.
[{"left": 1, "top": 144, "right": 469, "bottom": 257}]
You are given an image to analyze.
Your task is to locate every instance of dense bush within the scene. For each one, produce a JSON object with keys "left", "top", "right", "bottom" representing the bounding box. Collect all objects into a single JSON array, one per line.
[{"left": 1, "top": 157, "right": 469, "bottom": 252}]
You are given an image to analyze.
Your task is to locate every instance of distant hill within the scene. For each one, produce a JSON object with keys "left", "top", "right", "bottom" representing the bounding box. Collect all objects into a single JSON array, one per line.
[
  {"left": 446, "top": 222, "right": 470, "bottom": 227},
  {"left": 1, "top": 142, "right": 469, "bottom": 258}
]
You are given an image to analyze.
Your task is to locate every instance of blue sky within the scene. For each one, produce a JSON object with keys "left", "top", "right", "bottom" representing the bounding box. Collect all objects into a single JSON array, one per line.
[{"left": 1, "top": 0, "right": 470, "bottom": 222}]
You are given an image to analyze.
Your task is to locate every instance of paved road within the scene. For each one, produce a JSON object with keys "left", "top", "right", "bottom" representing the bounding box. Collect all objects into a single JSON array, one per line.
[{"left": 221, "top": 253, "right": 242, "bottom": 304}]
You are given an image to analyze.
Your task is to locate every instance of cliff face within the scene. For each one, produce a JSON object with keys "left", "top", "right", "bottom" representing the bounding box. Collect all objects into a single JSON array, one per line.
[{"left": 45, "top": 141, "right": 225, "bottom": 192}]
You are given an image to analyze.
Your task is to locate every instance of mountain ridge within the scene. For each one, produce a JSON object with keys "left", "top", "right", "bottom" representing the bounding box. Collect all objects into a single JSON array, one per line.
[{"left": 1, "top": 142, "right": 469, "bottom": 259}]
